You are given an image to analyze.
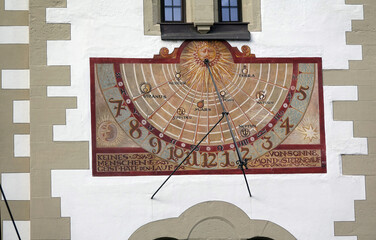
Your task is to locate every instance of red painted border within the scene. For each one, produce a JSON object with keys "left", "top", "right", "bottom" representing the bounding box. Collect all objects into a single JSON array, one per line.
[{"left": 90, "top": 41, "right": 326, "bottom": 176}]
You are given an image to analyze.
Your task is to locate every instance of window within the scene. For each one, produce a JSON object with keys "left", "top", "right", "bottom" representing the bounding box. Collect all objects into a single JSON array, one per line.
[
  {"left": 219, "top": 0, "right": 241, "bottom": 22},
  {"left": 162, "top": 0, "right": 184, "bottom": 22},
  {"left": 144, "top": 0, "right": 261, "bottom": 39}
]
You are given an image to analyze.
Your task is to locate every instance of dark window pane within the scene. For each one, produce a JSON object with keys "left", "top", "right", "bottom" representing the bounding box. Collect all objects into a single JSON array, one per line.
[
  {"left": 173, "top": 0, "right": 181, "bottom": 6},
  {"left": 221, "top": 0, "right": 229, "bottom": 7},
  {"left": 230, "top": 0, "right": 238, "bottom": 6},
  {"left": 230, "top": 7, "right": 238, "bottom": 21},
  {"left": 173, "top": 7, "right": 181, "bottom": 21},
  {"left": 165, "top": 7, "right": 173, "bottom": 21},
  {"left": 222, "top": 8, "right": 230, "bottom": 21},
  {"left": 164, "top": 0, "right": 172, "bottom": 6}
]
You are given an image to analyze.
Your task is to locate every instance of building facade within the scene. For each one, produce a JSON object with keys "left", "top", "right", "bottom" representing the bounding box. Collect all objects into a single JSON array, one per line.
[{"left": 1, "top": 0, "right": 376, "bottom": 239}]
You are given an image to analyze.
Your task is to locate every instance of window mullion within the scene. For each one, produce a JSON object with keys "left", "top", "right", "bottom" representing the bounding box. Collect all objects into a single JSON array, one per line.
[{"left": 172, "top": 6, "right": 175, "bottom": 21}]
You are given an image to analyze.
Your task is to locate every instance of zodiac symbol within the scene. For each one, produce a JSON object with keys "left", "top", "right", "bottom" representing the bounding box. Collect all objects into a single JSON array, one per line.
[
  {"left": 140, "top": 82, "right": 152, "bottom": 94},
  {"left": 256, "top": 91, "right": 266, "bottom": 101},
  {"left": 175, "top": 71, "right": 181, "bottom": 80},
  {"left": 242, "top": 65, "right": 248, "bottom": 74},
  {"left": 240, "top": 128, "right": 251, "bottom": 138},
  {"left": 197, "top": 100, "right": 204, "bottom": 108},
  {"left": 177, "top": 107, "right": 186, "bottom": 115},
  {"left": 220, "top": 90, "right": 226, "bottom": 99}
]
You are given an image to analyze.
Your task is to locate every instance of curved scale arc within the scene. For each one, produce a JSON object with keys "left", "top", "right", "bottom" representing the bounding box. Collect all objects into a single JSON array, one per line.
[
  {"left": 107, "top": 42, "right": 317, "bottom": 166},
  {"left": 213, "top": 70, "right": 258, "bottom": 135}
]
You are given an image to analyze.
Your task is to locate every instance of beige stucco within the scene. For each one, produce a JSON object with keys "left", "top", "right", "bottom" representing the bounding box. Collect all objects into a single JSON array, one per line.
[
  {"left": 193, "top": 0, "right": 214, "bottom": 33},
  {"left": 0, "top": 0, "right": 30, "bottom": 236},
  {"left": 130, "top": 201, "right": 297, "bottom": 240},
  {"left": 329, "top": 1, "right": 376, "bottom": 239},
  {"left": 143, "top": 0, "right": 262, "bottom": 36},
  {"left": 28, "top": 0, "right": 89, "bottom": 239}
]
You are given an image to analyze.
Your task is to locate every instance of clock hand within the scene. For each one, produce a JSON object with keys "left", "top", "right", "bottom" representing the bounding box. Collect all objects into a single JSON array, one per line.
[
  {"left": 204, "top": 58, "right": 252, "bottom": 198},
  {"left": 151, "top": 112, "right": 227, "bottom": 199}
]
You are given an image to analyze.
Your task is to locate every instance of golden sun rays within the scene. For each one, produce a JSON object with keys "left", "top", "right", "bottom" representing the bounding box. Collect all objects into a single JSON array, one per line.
[
  {"left": 296, "top": 116, "right": 320, "bottom": 143},
  {"left": 180, "top": 41, "right": 235, "bottom": 93}
]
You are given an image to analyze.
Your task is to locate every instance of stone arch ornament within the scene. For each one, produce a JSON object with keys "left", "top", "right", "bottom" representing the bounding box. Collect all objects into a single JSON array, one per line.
[{"left": 129, "top": 201, "right": 296, "bottom": 240}]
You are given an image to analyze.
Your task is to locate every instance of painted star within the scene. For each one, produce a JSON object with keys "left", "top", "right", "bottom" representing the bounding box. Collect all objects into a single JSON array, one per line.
[{"left": 301, "top": 124, "right": 319, "bottom": 142}]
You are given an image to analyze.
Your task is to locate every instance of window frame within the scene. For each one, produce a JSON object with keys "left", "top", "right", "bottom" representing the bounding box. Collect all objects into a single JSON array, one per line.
[
  {"left": 161, "top": 0, "right": 185, "bottom": 23},
  {"left": 218, "top": 0, "right": 242, "bottom": 22}
]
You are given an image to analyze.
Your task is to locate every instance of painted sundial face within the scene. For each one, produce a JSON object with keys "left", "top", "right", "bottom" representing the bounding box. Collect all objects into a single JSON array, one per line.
[{"left": 92, "top": 41, "right": 326, "bottom": 175}]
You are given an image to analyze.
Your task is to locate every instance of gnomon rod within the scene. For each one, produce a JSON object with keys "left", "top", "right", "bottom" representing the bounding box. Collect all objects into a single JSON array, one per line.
[
  {"left": 0, "top": 184, "right": 21, "bottom": 240},
  {"left": 151, "top": 112, "right": 226, "bottom": 199},
  {"left": 204, "top": 58, "right": 252, "bottom": 197}
]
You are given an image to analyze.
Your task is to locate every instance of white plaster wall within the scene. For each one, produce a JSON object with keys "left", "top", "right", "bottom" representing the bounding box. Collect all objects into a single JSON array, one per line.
[
  {"left": 1, "top": 173, "right": 30, "bottom": 200},
  {"left": 14, "top": 134, "right": 30, "bottom": 157},
  {"left": 0, "top": 26, "right": 29, "bottom": 44},
  {"left": 4, "top": 0, "right": 29, "bottom": 11},
  {"left": 249, "top": 0, "right": 363, "bottom": 69},
  {"left": 47, "top": 1, "right": 366, "bottom": 239},
  {"left": 13, "top": 100, "right": 30, "bottom": 123},
  {"left": 3, "top": 221, "right": 30, "bottom": 240},
  {"left": 1, "top": 70, "right": 30, "bottom": 89}
]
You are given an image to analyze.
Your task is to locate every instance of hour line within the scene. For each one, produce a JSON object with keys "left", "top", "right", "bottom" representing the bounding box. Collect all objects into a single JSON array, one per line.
[{"left": 215, "top": 73, "right": 258, "bottom": 133}]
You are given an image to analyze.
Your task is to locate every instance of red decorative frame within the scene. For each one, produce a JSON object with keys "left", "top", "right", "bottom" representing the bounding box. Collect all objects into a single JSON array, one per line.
[{"left": 90, "top": 41, "right": 326, "bottom": 176}]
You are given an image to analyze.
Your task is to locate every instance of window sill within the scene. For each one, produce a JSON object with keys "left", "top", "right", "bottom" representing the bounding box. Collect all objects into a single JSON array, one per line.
[{"left": 160, "top": 22, "right": 250, "bottom": 40}]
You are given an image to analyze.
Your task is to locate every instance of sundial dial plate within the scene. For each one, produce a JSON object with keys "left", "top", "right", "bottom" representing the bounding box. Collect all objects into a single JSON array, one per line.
[{"left": 91, "top": 41, "right": 326, "bottom": 176}]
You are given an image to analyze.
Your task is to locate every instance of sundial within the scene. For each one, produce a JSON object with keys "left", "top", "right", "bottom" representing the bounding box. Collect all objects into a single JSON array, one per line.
[{"left": 91, "top": 41, "right": 326, "bottom": 178}]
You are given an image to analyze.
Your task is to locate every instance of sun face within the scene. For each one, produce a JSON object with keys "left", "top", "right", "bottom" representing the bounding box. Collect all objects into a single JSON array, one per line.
[
  {"left": 180, "top": 41, "right": 235, "bottom": 93},
  {"left": 98, "top": 121, "right": 118, "bottom": 142},
  {"left": 96, "top": 115, "right": 126, "bottom": 147},
  {"left": 194, "top": 42, "right": 220, "bottom": 66}
]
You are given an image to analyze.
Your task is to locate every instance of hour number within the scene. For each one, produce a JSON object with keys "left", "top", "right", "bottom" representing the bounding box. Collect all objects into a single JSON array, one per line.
[
  {"left": 149, "top": 137, "right": 161, "bottom": 154},
  {"left": 262, "top": 136, "right": 273, "bottom": 150},
  {"left": 201, "top": 153, "right": 217, "bottom": 168},
  {"left": 241, "top": 147, "right": 251, "bottom": 159},
  {"left": 220, "top": 151, "right": 235, "bottom": 167},
  {"left": 280, "top": 117, "right": 294, "bottom": 135},
  {"left": 129, "top": 119, "right": 142, "bottom": 139},
  {"left": 185, "top": 151, "right": 199, "bottom": 167},
  {"left": 296, "top": 85, "right": 310, "bottom": 101},
  {"left": 109, "top": 98, "right": 126, "bottom": 117},
  {"left": 168, "top": 147, "right": 184, "bottom": 161}
]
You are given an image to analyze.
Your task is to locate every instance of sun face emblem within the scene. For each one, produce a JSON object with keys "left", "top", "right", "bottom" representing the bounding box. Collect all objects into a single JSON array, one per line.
[
  {"left": 180, "top": 41, "right": 235, "bottom": 93},
  {"left": 98, "top": 121, "right": 118, "bottom": 142},
  {"left": 194, "top": 42, "right": 220, "bottom": 67}
]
